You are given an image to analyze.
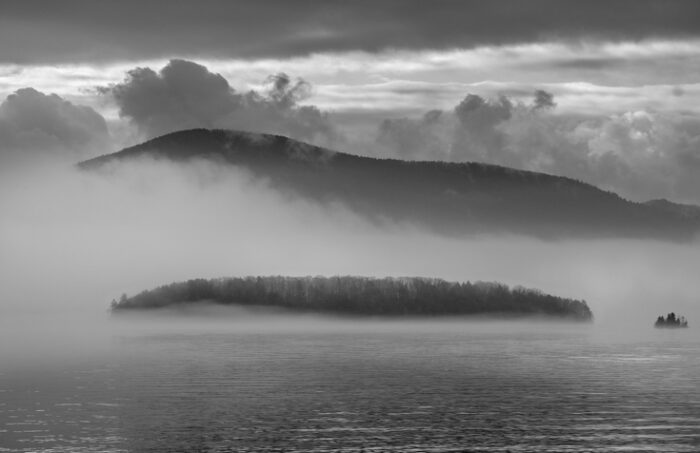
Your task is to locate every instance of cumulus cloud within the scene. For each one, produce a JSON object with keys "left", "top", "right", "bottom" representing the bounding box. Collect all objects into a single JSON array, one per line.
[
  {"left": 102, "top": 59, "right": 339, "bottom": 146},
  {"left": 376, "top": 90, "right": 700, "bottom": 204},
  {"left": 497, "top": 107, "right": 700, "bottom": 203},
  {"left": 0, "top": 88, "right": 110, "bottom": 161},
  {"left": 107, "top": 60, "right": 240, "bottom": 137},
  {"left": 376, "top": 93, "right": 515, "bottom": 163},
  {"left": 452, "top": 94, "right": 513, "bottom": 162},
  {"left": 228, "top": 73, "right": 338, "bottom": 145}
]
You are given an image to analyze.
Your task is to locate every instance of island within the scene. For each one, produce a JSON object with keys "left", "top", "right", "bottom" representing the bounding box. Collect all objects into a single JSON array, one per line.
[
  {"left": 110, "top": 276, "right": 593, "bottom": 321},
  {"left": 655, "top": 312, "right": 689, "bottom": 328}
]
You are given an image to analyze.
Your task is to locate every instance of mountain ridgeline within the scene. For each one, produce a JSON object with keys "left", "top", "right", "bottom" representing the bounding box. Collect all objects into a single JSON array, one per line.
[
  {"left": 79, "top": 129, "right": 700, "bottom": 240},
  {"left": 110, "top": 276, "right": 593, "bottom": 321}
]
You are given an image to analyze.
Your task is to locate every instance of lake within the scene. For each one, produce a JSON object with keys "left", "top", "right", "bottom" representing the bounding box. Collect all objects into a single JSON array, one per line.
[{"left": 1, "top": 314, "right": 699, "bottom": 452}]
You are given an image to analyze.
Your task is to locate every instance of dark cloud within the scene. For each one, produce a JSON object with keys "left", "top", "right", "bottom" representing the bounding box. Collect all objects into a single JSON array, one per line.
[
  {"left": 265, "top": 73, "right": 311, "bottom": 109},
  {"left": 102, "top": 60, "right": 338, "bottom": 145},
  {"left": 1, "top": 0, "right": 700, "bottom": 63},
  {"left": 105, "top": 60, "right": 241, "bottom": 137},
  {"left": 533, "top": 90, "right": 556, "bottom": 110},
  {"left": 0, "top": 88, "right": 110, "bottom": 159},
  {"left": 452, "top": 94, "right": 513, "bottom": 161},
  {"left": 455, "top": 95, "right": 512, "bottom": 126}
]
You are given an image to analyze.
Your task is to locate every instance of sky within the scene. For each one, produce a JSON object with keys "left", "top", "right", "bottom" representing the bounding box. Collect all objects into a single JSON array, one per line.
[{"left": 1, "top": 0, "right": 700, "bottom": 203}]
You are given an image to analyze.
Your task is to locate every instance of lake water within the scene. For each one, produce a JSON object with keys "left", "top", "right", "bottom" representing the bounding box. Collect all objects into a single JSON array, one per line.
[{"left": 1, "top": 315, "right": 699, "bottom": 452}]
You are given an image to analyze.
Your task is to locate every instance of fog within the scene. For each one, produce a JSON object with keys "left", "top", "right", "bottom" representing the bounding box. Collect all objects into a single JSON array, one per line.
[{"left": 2, "top": 156, "right": 699, "bottom": 362}]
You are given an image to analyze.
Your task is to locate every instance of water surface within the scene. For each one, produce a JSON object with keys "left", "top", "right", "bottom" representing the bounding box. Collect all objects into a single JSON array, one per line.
[{"left": 1, "top": 316, "right": 699, "bottom": 452}]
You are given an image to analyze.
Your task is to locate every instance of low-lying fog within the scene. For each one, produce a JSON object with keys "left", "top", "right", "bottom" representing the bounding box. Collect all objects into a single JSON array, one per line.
[{"left": 2, "top": 156, "right": 699, "bottom": 362}]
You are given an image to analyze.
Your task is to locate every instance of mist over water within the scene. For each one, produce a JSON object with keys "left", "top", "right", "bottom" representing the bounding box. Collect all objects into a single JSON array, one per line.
[{"left": 2, "top": 157, "right": 699, "bottom": 322}]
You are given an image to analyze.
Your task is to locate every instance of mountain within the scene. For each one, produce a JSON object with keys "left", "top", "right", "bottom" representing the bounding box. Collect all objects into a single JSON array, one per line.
[
  {"left": 110, "top": 275, "right": 593, "bottom": 321},
  {"left": 79, "top": 128, "right": 700, "bottom": 240}
]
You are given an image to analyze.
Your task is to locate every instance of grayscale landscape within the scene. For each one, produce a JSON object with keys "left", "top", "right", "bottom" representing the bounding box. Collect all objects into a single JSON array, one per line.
[{"left": 1, "top": 1, "right": 699, "bottom": 452}]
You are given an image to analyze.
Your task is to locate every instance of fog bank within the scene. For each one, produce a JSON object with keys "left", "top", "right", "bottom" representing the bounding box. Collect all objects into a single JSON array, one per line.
[{"left": 1, "top": 158, "right": 699, "bottom": 331}]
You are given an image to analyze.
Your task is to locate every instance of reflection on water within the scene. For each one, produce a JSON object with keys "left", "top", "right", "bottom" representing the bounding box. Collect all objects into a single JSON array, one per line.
[{"left": 1, "top": 319, "right": 699, "bottom": 452}]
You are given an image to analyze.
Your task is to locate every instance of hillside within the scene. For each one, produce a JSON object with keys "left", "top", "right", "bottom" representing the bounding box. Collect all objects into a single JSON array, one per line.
[
  {"left": 110, "top": 276, "right": 593, "bottom": 321},
  {"left": 79, "top": 129, "right": 700, "bottom": 240}
]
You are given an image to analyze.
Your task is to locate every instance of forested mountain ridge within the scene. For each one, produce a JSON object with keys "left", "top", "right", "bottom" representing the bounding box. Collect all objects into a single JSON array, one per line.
[
  {"left": 79, "top": 129, "right": 700, "bottom": 240},
  {"left": 110, "top": 276, "right": 593, "bottom": 321}
]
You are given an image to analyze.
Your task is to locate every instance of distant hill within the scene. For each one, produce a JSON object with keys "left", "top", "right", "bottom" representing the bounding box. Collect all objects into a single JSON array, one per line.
[
  {"left": 79, "top": 129, "right": 700, "bottom": 240},
  {"left": 110, "top": 275, "right": 593, "bottom": 321}
]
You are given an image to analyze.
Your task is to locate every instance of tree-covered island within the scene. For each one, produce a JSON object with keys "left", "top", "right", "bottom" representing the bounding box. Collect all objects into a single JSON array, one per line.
[{"left": 111, "top": 276, "right": 593, "bottom": 321}]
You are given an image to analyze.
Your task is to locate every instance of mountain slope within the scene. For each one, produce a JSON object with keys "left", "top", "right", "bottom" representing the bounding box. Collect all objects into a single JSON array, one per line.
[{"left": 79, "top": 129, "right": 700, "bottom": 240}]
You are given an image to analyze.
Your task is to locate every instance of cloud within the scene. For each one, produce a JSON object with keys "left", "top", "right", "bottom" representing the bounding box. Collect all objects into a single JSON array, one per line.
[
  {"left": 0, "top": 87, "right": 110, "bottom": 161},
  {"left": 533, "top": 90, "right": 556, "bottom": 110},
  {"left": 2, "top": 1, "right": 700, "bottom": 64},
  {"left": 451, "top": 94, "right": 513, "bottom": 161},
  {"left": 5, "top": 41, "right": 700, "bottom": 126},
  {"left": 498, "top": 108, "right": 700, "bottom": 203},
  {"left": 227, "top": 73, "right": 339, "bottom": 145},
  {"left": 106, "top": 60, "right": 241, "bottom": 137},
  {"left": 375, "top": 90, "right": 700, "bottom": 204},
  {"left": 377, "top": 110, "right": 451, "bottom": 160},
  {"left": 265, "top": 73, "right": 311, "bottom": 109},
  {"left": 102, "top": 60, "right": 338, "bottom": 145}
]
